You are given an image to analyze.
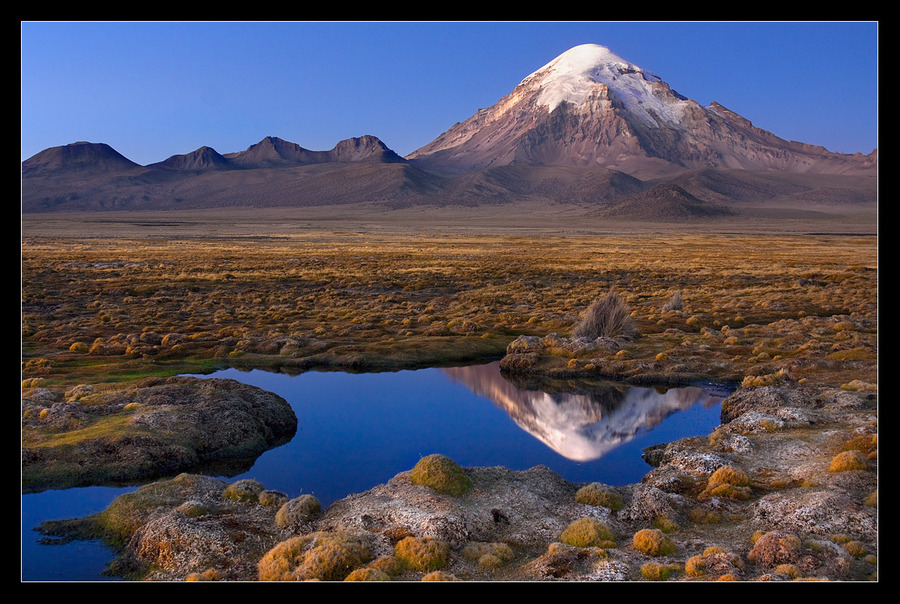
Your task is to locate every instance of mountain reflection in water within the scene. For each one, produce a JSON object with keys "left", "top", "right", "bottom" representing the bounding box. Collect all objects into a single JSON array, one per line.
[
  {"left": 443, "top": 363, "right": 725, "bottom": 462},
  {"left": 22, "top": 361, "right": 730, "bottom": 581}
]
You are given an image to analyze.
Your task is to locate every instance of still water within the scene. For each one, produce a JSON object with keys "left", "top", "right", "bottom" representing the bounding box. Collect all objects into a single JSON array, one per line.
[{"left": 22, "top": 362, "right": 729, "bottom": 581}]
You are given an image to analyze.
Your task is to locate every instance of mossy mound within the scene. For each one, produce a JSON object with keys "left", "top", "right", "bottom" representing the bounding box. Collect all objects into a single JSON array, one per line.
[
  {"left": 409, "top": 454, "right": 471, "bottom": 496},
  {"left": 223, "top": 479, "right": 265, "bottom": 502},
  {"left": 96, "top": 473, "right": 229, "bottom": 545}
]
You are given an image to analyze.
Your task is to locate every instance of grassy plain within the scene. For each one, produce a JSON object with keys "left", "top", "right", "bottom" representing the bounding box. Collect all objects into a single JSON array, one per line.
[
  {"left": 21, "top": 206, "right": 879, "bottom": 581},
  {"left": 22, "top": 206, "right": 877, "bottom": 391}
]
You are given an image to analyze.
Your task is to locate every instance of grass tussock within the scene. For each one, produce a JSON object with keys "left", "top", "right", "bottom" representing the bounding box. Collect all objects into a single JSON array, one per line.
[
  {"left": 394, "top": 536, "right": 450, "bottom": 573},
  {"left": 828, "top": 450, "right": 869, "bottom": 472},
  {"left": 632, "top": 528, "right": 677, "bottom": 556},
  {"left": 275, "top": 494, "right": 322, "bottom": 527},
  {"left": 700, "top": 465, "right": 752, "bottom": 500},
  {"left": 257, "top": 531, "right": 372, "bottom": 581},
  {"left": 574, "top": 482, "right": 623, "bottom": 510},
  {"left": 641, "top": 562, "right": 681, "bottom": 581},
  {"left": 559, "top": 517, "right": 616, "bottom": 548},
  {"left": 572, "top": 287, "right": 638, "bottom": 340}
]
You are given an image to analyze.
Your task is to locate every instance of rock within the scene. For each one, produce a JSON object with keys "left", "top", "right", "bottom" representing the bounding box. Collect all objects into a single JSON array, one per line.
[
  {"left": 617, "top": 484, "right": 684, "bottom": 525},
  {"left": 751, "top": 490, "right": 877, "bottom": 542},
  {"left": 506, "top": 335, "right": 543, "bottom": 354}
]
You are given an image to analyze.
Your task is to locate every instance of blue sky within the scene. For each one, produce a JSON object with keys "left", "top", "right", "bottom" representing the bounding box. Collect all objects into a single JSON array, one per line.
[{"left": 21, "top": 21, "right": 878, "bottom": 166}]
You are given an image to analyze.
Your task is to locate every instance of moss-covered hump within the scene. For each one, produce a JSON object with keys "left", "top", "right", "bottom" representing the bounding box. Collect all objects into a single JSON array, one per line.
[
  {"left": 409, "top": 454, "right": 472, "bottom": 496},
  {"left": 21, "top": 376, "right": 297, "bottom": 493}
]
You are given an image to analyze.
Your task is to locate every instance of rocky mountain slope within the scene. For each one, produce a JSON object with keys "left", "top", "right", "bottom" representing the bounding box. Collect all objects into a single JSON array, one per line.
[{"left": 407, "top": 44, "right": 875, "bottom": 179}]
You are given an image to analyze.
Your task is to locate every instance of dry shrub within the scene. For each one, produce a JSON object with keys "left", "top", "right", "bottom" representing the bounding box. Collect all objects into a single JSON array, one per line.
[
  {"left": 367, "top": 556, "right": 403, "bottom": 577},
  {"left": 685, "top": 547, "right": 744, "bottom": 579},
  {"left": 222, "top": 479, "right": 264, "bottom": 503},
  {"left": 461, "top": 541, "right": 515, "bottom": 568},
  {"left": 185, "top": 568, "right": 223, "bottom": 581},
  {"left": 661, "top": 291, "right": 684, "bottom": 312},
  {"left": 841, "top": 541, "right": 868, "bottom": 558},
  {"left": 840, "top": 434, "right": 877, "bottom": 458},
  {"left": 773, "top": 563, "right": 801, "bottom": 579},
  {"left": 421, "top": 570, "right": 460, "bottom": 581},
  {"left": 258, "top": 490, "right": 288, "bottom": 507},
  {"left": 652, "top": 514, "right": 679, "bottom": 533},
  {"left": 641, "top": 562, "right": 679, "bottom": 581},
  {"left": 573, "top": 287, "right": 638, "bottom": 340}
]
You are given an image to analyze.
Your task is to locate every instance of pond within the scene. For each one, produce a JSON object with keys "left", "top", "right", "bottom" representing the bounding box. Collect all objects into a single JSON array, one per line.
[{"left": 22, "top": 361, "right": 730, "bottom": 581}]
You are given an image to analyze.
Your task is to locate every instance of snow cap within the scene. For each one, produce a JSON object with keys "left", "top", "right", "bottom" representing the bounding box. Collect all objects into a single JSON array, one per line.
[{"left": 526, "top": 44, "right": 683, "bottom": 127}]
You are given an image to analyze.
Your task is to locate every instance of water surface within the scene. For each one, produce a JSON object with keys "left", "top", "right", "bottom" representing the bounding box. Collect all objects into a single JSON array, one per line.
[{"left": 22, "top": 362, "right": 728, "bottom": 581}]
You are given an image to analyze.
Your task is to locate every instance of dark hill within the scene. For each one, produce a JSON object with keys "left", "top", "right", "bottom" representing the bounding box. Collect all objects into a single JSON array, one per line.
[
  {"left": 594, "top": 183, "right": 735, "bottom": 220},
  {"left": 662, "top": 168, "right": 877, "bottom": 206},
  {"left": 148, "top": 146, "right": 232, "bottom": 172},
  {"left": 22, "top": 141, "right": 140, "bottom": 176},
  {"left": 224, "top": 135, "right": 405, "bottom": 169},
  {"left": 417, "top": 164, "right": 647, "bottom": 207}
]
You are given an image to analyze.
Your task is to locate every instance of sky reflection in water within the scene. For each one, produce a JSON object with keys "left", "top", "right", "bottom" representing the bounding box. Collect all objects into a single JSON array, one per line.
[
  {"left": 216, "top": 362, "right": 726, "bottom": 505},
  {"left": 22, "top": 362, "right": 727, "bottom": 581}
]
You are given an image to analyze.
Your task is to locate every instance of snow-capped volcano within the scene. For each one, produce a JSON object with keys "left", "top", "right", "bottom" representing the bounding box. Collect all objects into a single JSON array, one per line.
[
  {"left": 526, "top": 44, "right": 687, "bottom": 128},
  {"left": 408, "top": 44, "right": 873, "bottom": 178}
]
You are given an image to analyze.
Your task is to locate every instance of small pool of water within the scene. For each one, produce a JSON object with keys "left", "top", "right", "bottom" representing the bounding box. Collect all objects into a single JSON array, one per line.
[{"left": 22, "top": 362, "right": 730, "bottom": 581}]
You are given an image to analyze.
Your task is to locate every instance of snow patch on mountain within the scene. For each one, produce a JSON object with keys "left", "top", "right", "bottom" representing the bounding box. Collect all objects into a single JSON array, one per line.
[{"left": 525, "top": 44, "right": 689, "bottom": 129}]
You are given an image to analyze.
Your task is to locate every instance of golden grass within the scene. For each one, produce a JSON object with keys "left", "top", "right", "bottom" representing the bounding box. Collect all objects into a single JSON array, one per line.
[
  {"left": 21, "top": 224, "right": 877, "bottom": 390},
  {"left": 22, "top": 414, "right": 134, "bottom": 448}
]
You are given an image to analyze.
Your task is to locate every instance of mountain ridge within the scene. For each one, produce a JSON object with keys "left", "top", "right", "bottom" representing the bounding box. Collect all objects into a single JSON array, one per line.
[{"left": 21, "top": 44, "right": 876, "bottom": 219}]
